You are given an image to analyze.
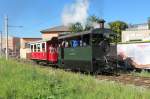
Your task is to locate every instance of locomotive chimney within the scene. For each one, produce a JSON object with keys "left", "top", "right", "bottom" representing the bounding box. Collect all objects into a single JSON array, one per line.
[{"left": 98, "top": 19, "right": 105, "bottom": 29}]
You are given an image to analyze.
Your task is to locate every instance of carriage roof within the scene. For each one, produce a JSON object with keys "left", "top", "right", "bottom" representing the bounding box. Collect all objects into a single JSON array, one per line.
[
  {"left": 29, "top": 39, "right": 50, "bottom": 45},
  {"left": 29, "top": 37, "right": 58, "bottom": 45}
]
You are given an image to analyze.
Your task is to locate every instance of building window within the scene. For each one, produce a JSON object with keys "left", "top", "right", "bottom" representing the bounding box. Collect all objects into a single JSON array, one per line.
[{"left": 25, "top": 43, "right": 30, "bottom": 48}]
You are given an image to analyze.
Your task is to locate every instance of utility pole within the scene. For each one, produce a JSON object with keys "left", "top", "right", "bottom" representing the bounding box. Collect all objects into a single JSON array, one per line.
[
  {"left": 4, "top": 15, "right": 8, "bottom": 60},
  {"left": 0, "top": 31, "right": 2, "bottom": 57},
  {"left": 4, "top": 16, "right": 23, "bottom": 60}
]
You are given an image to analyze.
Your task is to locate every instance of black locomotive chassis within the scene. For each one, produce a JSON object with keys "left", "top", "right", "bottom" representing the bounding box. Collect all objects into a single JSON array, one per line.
[
  {"left": 59, "top": 60, "right": 92, "bottom": 72},
  {"left": 59, "top": 58, "right": 117, "bottom": 73}
]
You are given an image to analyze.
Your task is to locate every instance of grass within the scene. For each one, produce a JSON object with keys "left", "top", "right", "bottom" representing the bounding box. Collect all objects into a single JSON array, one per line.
[
  {"left": 0, "top": 58, "right": 150, "bottom": 99},
  {"left": 131, "top": 70, "right": 150, "bottom": 77}
]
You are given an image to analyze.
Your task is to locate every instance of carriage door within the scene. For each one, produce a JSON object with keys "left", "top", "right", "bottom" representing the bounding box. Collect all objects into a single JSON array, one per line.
[{"left": 61, "top": 48, "right": 64, "bottom": 60}]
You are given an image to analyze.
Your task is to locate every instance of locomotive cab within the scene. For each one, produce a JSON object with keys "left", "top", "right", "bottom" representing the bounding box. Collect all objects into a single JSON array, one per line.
[{"left": 58, "top": 28, "right": 117, "bottom": 73}]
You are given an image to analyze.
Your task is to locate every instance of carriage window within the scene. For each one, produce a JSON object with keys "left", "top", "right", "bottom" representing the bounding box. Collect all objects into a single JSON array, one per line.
[
  {"left": 31, "top": 45, "right": 33, "bottom": 52},
  {"left": 61, "top": 40, "right": 70, "bottom": 48},
  {"left": 70, "top": 37, "right": 82, "bottom": 48},
  {"left": 34, "top": 45, "right": 36, "bottom": 52},
  {"left": 49, "top": 47, "right": 55, "bottom": 53},
  {"left": 42, "top": 43, "right": 46, "bottom": 52},
  {"left": 37, "top": 44, "right": 41, "bottom": 52},
  {"left": 73, "top": 39, "right": 84, "bottom": 47},
  {"left": 65, "top": 41, "right": 69, "bottom": 48},
  {"left": 83, "top": 34, "right": 90, "bottom": 46}
]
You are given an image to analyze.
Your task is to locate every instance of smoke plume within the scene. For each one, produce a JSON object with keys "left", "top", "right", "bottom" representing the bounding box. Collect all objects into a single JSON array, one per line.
[{"left": 62, "top": 0, "right": 89, "bottom": 26}]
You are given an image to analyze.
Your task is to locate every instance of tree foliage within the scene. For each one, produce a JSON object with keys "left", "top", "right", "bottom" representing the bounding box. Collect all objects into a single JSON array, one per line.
[
  {"left": 87, "top": 15, "right": 99, "bottom": 23},
  {"left": 108, "top": 21, "right": 128, "bottom": 42},
  {"left": 85, "top": 15, "right": 105, "bottom": 31},
  {"left": 69, "top": 22, "right": 83, "bottom": 33},
  {"left": 148, "top": 17, "right": 150, "bottom": 30},
  {"left": 69, "top": 15, "right": 106, "bottom": 32}
]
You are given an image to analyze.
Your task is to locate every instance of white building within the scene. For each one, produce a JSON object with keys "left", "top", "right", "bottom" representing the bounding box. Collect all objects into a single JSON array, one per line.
[{"left": 122, "top": 23, "right": 150, "bottom": 42}]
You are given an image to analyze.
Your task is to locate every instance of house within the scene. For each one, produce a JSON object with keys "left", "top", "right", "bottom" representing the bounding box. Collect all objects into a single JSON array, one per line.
[
  {"left": 0, "top": 36, "right": 20, "bottom": 57},
  {"left": 0, "top": 36, "right": 42, "bottom": 59},
  {"left": 122, "top": 23, "right": 150, "bottom": 42},
  {"left": 20, "top": 38, "right": 42, "bottom": 59},
  {"left": 41, "top": 25, "right": 71, "bottom": 40}
]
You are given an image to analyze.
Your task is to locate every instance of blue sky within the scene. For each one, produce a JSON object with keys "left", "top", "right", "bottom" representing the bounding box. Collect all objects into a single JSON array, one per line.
[{"left": 0, "top": 0, "right": 150, "bottom": 38}]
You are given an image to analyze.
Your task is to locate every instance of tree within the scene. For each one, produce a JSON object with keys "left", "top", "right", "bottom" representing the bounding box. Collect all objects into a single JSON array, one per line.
[
  {"left": 69, "top": 15, "right": 105, "bottom": 32},
  {"left": 85, "top": 15, "right": 105, "bottom": 31},
  {"left": 108, "top": 21, "right": 128, "bottom": 42},
  {"left": 84, "top": 23, "right": 94, "bottom": 31},
  {"left": 148, "top": 17, "right": 150, "bottom": 30},
  {"left": 69, "top": 22, "right": 83, "bottom": 33},
  {"left": 87, "top": 15, "right": 99, "bottom": 23},
  {"left": 84, "top": 15, "right": 97, "bottom": 31}
]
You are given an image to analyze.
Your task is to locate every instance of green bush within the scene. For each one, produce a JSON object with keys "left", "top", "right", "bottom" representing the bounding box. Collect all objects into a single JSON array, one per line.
[{"left": 131, "top": 70, "right": 150, "bottom": 77}]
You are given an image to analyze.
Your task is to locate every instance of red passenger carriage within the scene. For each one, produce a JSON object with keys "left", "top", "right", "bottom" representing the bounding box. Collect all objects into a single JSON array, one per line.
[{"left": 28, "top": 37, "right": 58, "bottom": 64}]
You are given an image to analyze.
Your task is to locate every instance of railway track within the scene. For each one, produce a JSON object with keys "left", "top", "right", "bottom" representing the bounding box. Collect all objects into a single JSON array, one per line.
[
  {"left": 16, "top": 59, "right": 150, "bottom": 89},
  {"left": 96, "top": 74, "right": 150, "bottom": 89}
]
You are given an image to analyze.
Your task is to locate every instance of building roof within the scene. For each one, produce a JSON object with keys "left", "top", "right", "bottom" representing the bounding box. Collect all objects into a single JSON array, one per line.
[
  {"left": 126, "top": 23, "right": 149, "bottom": 31},
  {"left": 21, "top": 37, "right": 42, "bottom": 39},
  {"left": 41, "top": 25, "right": 71, "bottom": 33}
]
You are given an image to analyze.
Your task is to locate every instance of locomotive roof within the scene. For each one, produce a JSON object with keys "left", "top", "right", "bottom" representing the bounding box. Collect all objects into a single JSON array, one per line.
[{"left": 58, "top": 28, "right": 116, "bottom": 39}]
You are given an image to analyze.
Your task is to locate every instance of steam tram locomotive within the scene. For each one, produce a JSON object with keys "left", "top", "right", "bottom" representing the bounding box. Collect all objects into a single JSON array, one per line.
[
  {"left": 58, "top": 28, "right": 117, "bottom": 73},
  {"left": 28, "top": 27, "right": 117, "bottom": 73}
]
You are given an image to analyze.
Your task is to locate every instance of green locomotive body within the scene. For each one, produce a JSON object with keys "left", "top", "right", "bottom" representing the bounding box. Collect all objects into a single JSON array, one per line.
[{"left": 58, "top": 28, "right": 117, "bottom": 73}]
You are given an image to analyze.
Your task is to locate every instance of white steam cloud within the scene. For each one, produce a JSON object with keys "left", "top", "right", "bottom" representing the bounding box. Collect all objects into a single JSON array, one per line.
[{"left": 62, "top": 0, "right": 89, "bottom": 26}]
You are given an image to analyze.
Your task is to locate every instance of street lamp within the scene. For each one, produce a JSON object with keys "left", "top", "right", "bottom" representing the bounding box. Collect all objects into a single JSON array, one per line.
[{"left": 4, "top": 15, "right": 23, "bottom": 60}]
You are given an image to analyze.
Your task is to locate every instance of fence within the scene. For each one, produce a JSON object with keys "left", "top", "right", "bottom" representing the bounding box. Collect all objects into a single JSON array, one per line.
[{"left": 117, "top": 42, "right": 150, "bottom": 69}]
